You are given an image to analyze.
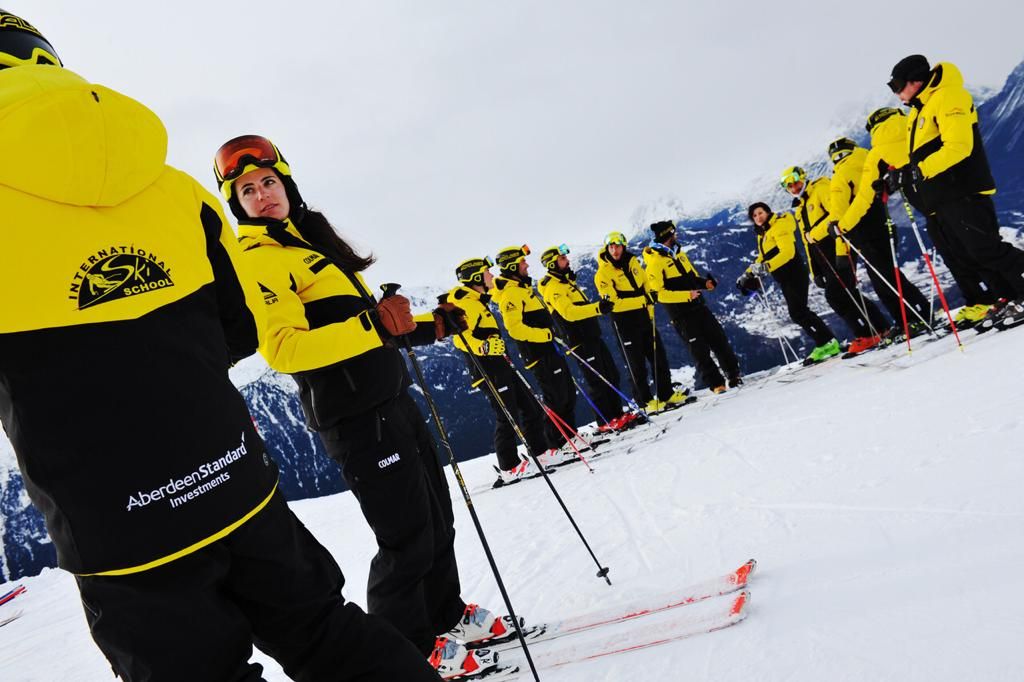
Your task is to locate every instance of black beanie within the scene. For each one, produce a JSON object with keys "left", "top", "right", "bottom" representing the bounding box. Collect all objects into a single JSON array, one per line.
[
  {"left": 747, "top": 202, "right": 772, "bottom": 223},
  {"left": 891, "top": 54, "right": 931, "bottom": 83},
  {"left": 650, "top": 220, "right": 676, "bottom": 243}
]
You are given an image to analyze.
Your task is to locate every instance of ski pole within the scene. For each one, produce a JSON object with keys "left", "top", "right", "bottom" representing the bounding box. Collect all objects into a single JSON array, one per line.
[
  {"left": 449, "top": 317, "right": 612, "bottom": 586},
  {"left": 899, "top": 199, "right": 964, "bottom": 350},
  {"left": 549, "top": 337, "right": 612, "bottom": 430},
  {"left": 608, "top": 315, "right": 649, "bottom": 412},
  {"left": 378, "top": 284, "right": 541, "bottom": 680},
  {"left": 753, "top": 274, "right": 800, "bottom": 363},
  {"left": 504, "top": 355, "right": 595, "bottom": 470},
  {"left": 649, "top": 305, "right": 662, "bottom": 404},
  {"left": 844, "top": 249, "right": 884, "bottom": 339},
  {"left": 553, "top": 336, "right": 643, "bottom": 415},
  {"left": 809, "top": 240, "right": 882, "bottom": 340},
  {"left": 880, "top": 198, "right": 913, "bottom": 353}
]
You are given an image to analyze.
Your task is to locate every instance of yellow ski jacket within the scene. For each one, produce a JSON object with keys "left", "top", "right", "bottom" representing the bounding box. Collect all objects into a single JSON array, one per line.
[
  {"left": 792, "top": 177, "right": 847, "bottom": 274},
  {"left": 642, "top": 243, "right": 704, "bottom": 304},
  {"left": 537, "top": 269, "right": 603, "bottom": 345},
  {"left": 236, "top": 219, "right": 436, "bottom": 430},
  {"left": 594, "top": 248, "right": 652, "bottom": 314},
  {"left": 838, "top": 114, "right": 910, "bottom": 232},
  {"left": 906, "top": 61, "right": 996, "bottom": 209},
  {"left": 0, "top": 65, "right": 278, "bottom": 577},
  {"left": 750, "top": 211, "right": 800, "bottom": 274}
]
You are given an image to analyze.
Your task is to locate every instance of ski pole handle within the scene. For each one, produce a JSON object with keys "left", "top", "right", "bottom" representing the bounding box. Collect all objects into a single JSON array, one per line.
[{"left": 380, "top": 282, "right": 401, "bottom": 299}]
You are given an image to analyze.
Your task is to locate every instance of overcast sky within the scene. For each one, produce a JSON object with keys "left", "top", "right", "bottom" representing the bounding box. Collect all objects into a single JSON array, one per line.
[{"left": 22, "top": 1, "right": 1024, "bottom": 286}]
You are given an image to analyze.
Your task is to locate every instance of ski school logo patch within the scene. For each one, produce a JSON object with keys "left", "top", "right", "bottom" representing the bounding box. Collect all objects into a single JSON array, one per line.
[
  {"left": 259, "top": 282, "right": 279, "bottom": 305},
  {"left": 68, "top": 246, "right": 174, "bottom": 310}
]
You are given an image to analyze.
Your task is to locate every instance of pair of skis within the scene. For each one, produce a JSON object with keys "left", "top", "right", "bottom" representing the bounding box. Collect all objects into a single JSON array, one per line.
[{"left": 450, "top": 559, "right": 756, "bottom": 680}]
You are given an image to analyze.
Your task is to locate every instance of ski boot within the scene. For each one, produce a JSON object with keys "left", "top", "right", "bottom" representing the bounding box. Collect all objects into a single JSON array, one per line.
[
  {"left": 447, "top": 603, "right": 524, "bottom": 648},
  {"left": 666, "top": 388, "right": 697, "bottom": 407},
  {"left": 954, "top": 303, "right": 991, "bottom": 330},
  {"left": 976, "top": 298, "right": 1011, "bottom": 334},
  {"left": 805, "top": 338, "right": 840, "bottom": 364},
  {"left": 492, "top": 460, "right": 533, "bottom": 488},
  {"left": 429, "top": 636, "right": 499, "bottom": 680}
]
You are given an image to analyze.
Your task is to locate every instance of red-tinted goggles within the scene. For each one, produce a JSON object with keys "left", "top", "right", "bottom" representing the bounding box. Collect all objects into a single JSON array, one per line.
[{"left": 213, "top": 135, "right": 283, "bottom": 184}]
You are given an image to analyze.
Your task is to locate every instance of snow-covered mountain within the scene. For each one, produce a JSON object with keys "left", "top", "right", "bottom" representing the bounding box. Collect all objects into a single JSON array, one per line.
[
  {"left": 3, "top": 323, "right": 1023, "bottom": 681},
  {"left": 3, "top": 57, "right": 1024, "bottom": 582}
]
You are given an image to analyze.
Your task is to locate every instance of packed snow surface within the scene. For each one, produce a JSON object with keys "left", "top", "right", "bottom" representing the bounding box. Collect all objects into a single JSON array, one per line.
[{"left": 2, "top": 328, "right": 1023, "bottom": 681}]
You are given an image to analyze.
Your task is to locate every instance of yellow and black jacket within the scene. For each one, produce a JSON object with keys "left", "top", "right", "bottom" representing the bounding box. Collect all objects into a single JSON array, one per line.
[
  {"left": 236, "top": 219, "right": 436, "bottom": 431},
  {"left": 642, "top": 243, "right": 705, "bottom": 304},
  {"left": 838, "top": 117, "right": 912, "bottom": 232},
  {"left": 0, "top": 65, "right": 279, "bottom": 576},
  {"left": 492, "top": 275, "right": 555, "bottom": 366},
  {"left": 906, "top": 61, "right": 995, "bottom": 210},
  {"left": 443, "top": 284, "right": 507, "bottom": 383},
  {"left": 792, "top": 177, "right": 847, "bottom": 276},
  {"left": 749, "top": 211, "right": 800, "bottom": 274},
  {"left": 594, "top": 248, "right": 653, "bottom": 328},
  {"left": 537, "top": 269, "right": 603, "bottom": 346}
]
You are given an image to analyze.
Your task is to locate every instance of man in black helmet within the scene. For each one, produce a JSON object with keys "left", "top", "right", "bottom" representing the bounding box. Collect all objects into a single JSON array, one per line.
[
  {"left": 886, "top": 54, "right": 1024, "bottom": 331},
  {"left": 0, "top": 10, "right": 441, "bottom": 681}
]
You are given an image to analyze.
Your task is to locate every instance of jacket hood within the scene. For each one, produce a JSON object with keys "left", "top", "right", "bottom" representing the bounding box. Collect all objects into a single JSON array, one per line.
[
  {"left": 917, "top": 61, "right": 964, "bottom": 106},
  {"left": 0, "top": 66, "right": 167, "bottom": 207}
]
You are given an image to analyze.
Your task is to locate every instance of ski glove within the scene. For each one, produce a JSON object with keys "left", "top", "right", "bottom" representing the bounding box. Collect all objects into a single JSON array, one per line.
[
  {"left": 827, "top": 221, "right": 842, "bottom": 239},
  {"left": 479, "top": 336, "right": 506, "bottom": 356},
  {"left": 597, "top": 298, "right": 615, "bottom": 315},
  {"left": 813, "top": 274, "right": 827, "bottom": 289},
  {"left": 749, "top": 262, "right": 766, "bottom": 276},
  {"left": 884, "top": 164, "right": 922, "bottom": 195},
  {"left": 376, "top": 295, "right": 417, "bottom": 337},
  {"left": 433, "top": 302, "right": 468, "bottom": 340}
]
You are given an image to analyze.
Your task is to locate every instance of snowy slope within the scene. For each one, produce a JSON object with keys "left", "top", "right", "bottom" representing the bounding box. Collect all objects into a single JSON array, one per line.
[{"left": 2, "top": 325, "right": 1022, "bottom": 681}]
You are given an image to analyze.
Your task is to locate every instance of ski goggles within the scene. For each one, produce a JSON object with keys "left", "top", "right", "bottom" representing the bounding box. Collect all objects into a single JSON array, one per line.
[
  {"left": 0, "top": 14, "right": 61, "bottom": 68},
  {"left": 213, "top": 135, "right": 291, "bottom": 199},
  {"left": 779, "top": 170, "right": 805, "bottom": 189},
  {"left": 496, "top": 245, "right": 531, "bottom": 270},
  {"left": 540, "top": 244, "right": 570, "bottom": 268},
  {"left": 886, "top": 76, "right": 907, "bottom": 94},
  {"left": 604, "top": 232, "right": 628, "bottom": 246}
]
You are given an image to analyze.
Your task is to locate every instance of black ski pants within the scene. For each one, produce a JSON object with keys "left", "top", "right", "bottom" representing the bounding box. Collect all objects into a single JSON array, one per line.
[
  {"left": 663, "top": 299, "right": 740, "bottom": 389},
  {"left": 771, "top": 260, "right": 835, "bottom": 347},
  {"left": 320, "top": 392, "right": 464, "bottom": 656},
  {"left": 931, "top": 194, "right": 1024, "bottom": 300},
  {"left": 524, "top": 344, "right": 577, "bottom": 449},
  {"left": 569, "top": 336, "right": 623, "bottom": 424},
  {"left": 848, "top": 226, "right": 929, "bottom": 328},
  {"left": 471, "top": 355, "right": 549, "bottom": 470},
  {"left": 613, "top": 310, "right": 672, "bottom": 404},
  {"left": 809, "top": 239, "right": 888, "bottom": 338},
  {"left": 77, "top": 490, "right": 441, "bottom": 682},
  {"left": 924, "top": 214, "right": 997, "bottom": 305}
]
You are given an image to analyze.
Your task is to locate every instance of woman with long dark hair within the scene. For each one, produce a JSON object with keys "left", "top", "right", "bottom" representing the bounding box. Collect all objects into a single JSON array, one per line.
[{"left": 213, "top": 135, "right": 508, "bottom": 678}]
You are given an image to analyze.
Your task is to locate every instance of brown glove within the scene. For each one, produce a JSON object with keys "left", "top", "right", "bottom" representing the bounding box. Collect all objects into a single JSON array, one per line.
[
  {"left": 433, "top": 302, "right": 468, "bottom": 340},
  {"left": 376, "top": 295, "right": 416, "bottom": 336}
]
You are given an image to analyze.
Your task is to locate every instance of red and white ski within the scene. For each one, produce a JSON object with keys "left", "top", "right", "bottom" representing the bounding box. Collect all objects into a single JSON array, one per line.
[
  {"left": 467, "top": 590, "right": 750, "bottom": 680},
  {"left": 486, "top": 558, "right": 755, "bottom": 654}
]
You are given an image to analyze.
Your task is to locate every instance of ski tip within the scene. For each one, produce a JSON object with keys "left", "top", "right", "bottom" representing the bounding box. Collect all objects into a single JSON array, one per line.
[
  {"left": 730, "top": 559, "right": 757, "bottom": 586},
  {"left": 729, "top": 590, "right": 751, "bottom": 617}
]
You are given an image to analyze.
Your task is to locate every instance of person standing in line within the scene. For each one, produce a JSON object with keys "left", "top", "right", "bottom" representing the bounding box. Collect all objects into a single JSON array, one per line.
[
  {"left": 739, "top": 203, "right": 840, "bottom": 362},
  {"left": 0, "top": 11, "right": 441, "bottom": 681},
  {"left": 491, "top": 245, "right": 578, "bottom": 453},
  {"left": 443, "top": 257, "right": 554, "bottom": 486},
  {"left": 643, "top": 220, "right": 742, "bottom": 393},
  {"left": 885, "top": 54, "right": 1024, "bottom": 331},
  {"left": 784, "top": 165, "right": 891, "bottom": 342},
  {"left": 537, "top": 244, "right": 641, "bottom": 431},
  {"left": 595, "top": 232, "right": 693, "bottom": 412},
  {"left": 836, "top": 107, "right": 997, "bottom": 330},
  {"left": 214, "top": 134, "right": 509, "bottom": 678}
]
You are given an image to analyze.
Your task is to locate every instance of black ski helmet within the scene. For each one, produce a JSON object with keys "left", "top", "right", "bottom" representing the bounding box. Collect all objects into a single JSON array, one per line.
[
  {"left": 828, "top": 137, "right": 856, "bottom": 164},
  {"left": 0, "top": 10, "right": 61, "bottom": 69}
]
